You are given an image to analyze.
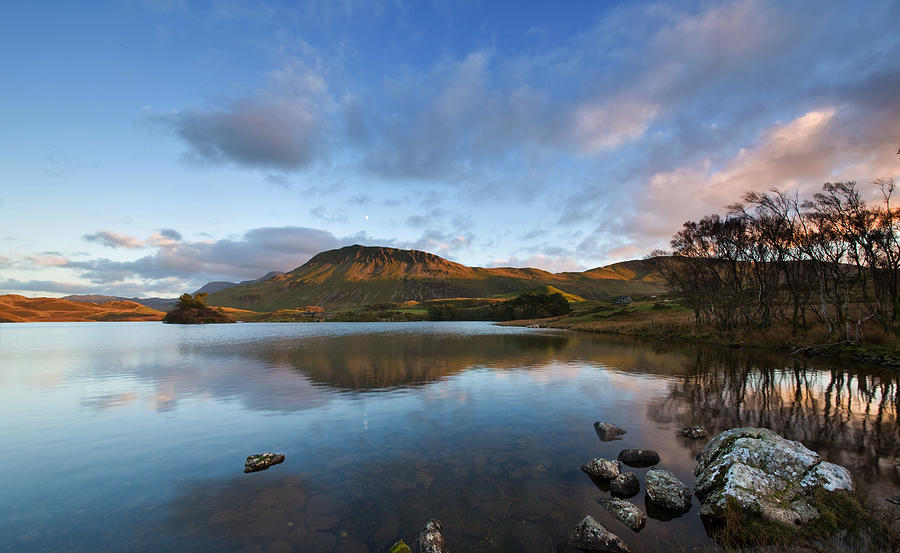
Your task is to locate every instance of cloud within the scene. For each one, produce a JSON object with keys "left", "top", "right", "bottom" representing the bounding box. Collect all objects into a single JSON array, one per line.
[
  {"left": 83, "top": 230, "right": 145, "bottom": 249},
  {"left": 487, "top": 254, "right": 584, "bottom": 273},
  {"left": 65, "top": 226, "right": 345, "bottom": 289},
  {"left": 0, "top": 278, "right": 96, "bottom": 295},
  {"left": 152, "top": 66, "right": 333, "bottom": 170}
]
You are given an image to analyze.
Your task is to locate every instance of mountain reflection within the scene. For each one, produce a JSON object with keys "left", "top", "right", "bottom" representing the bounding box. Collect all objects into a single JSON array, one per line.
[
  {"left": 244, "top": 331, "right": 575, "bottom": 391},
  {"left": 647, "top": 348, "right": 900, "bottom": 484}
]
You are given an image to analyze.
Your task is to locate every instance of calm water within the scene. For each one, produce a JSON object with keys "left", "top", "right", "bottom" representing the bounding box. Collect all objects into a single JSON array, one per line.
[{"left": 1, "top": 322, "right": 898, "bottom": 553}]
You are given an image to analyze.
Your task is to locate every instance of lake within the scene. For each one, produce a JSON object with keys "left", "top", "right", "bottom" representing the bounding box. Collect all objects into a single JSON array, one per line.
[{"left": 1, "top": 321, "right": 898, "bottom": 553}]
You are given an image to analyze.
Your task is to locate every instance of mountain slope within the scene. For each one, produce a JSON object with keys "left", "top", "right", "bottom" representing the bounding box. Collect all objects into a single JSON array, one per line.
[
  {"left": 207, "top": 245, "right": 668, "bottom": 311},
  {"left": 0, "top": 295, "right": 165, "bottom": 322},
  {"left": 193, "top": 271, "right": 283, "bottom": 295}
]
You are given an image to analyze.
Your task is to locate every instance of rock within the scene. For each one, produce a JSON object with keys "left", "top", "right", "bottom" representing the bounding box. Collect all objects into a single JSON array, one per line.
[
  {"left": 244, "top": 453, "right": 285, "bottom": 473},
  {"left": 581, "top": 458, "right": 621, "bottom": 481},
  {"left": 568, "top": 515, "right": 630, "bottom": 553},
  {"left": 389, "top": 540, "right": 411, "bottom": 553},
  {"left": 694, "top": 428, "right": 853, "bottom": 528},
  {"left": 645, "top": 469, "right": 692, "bottom": 512},
  {"left": 609, "top": 472, "right": 639, "bottom": 498},
  {"left": 886, "top": 496, "right": 900, "bottom": 506},
  {"left": 617, "top": 449, "right": 660, "bottom": 467},
  {"left": 595, "top": 498, "right": 646, "bottom": 531},
  {"left": 679, "top": 425, "right": 708, "bottom": 439},
  {"left": 594, "top": 422, "right": 626, "bottom": 441},
  {"left": 420, "top": 519, "right": 448, "bottom": 553}
]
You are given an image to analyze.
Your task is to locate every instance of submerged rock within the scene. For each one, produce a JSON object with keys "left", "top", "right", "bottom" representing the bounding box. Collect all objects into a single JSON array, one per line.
[
  {"left": 609, "top": 472, "right": 639, "bottom": 498},
  {"left": 679, "top": 425, "right": 708, "bottom": 439},
  {"left": 581, "top": 458, "right": 621, "bottom": 481},
  {"left": 617, "top": 449, "right": 660, "bottom": 467},
  {"left": 244, "top": 453, "right": 285, "bottom": 473},
  {"left": 568, "top": 515, "right": 630, "bottom": 553},
  {"left": 694, "top": 427, "right": 853, "bottom": 528},
  {"left": 596, "top": 498, "right": 646, "bottom": 531},
  {"left": 420, "top": 519, "right": 449, "bottom": 553},
  {"left": 594, "top": 421, "right": 626, "bottom": 441},
  {"left": 645, "top": 469, "right": 692, "bottom": 512}
]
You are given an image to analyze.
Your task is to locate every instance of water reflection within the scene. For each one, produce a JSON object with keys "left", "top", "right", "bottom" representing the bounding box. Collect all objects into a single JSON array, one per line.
[
  {"left": 3, "top": 323, "right": 900, "bottom": 553},
  {"left": 647, "top": 348, "right": 900, "bottom": 489}
]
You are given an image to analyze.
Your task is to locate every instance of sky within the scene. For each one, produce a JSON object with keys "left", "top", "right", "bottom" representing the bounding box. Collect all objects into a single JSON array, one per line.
[{"left": 1, "top": 0, "right": 899, "bottom": 298}]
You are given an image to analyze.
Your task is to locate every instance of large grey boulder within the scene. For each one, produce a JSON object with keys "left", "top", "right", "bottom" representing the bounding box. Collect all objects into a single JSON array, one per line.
[
  {"left": 569, "top": 515, "right": 630, "bottom": 553},
  {"left": 645, "top": 469, "right": 692, "bottom": 512},
  {"left": 694, "top": 428, "right": 853, "bottom": 527},
  {"left": 596, "top": 498, "right": 646, "bottom": 531}
]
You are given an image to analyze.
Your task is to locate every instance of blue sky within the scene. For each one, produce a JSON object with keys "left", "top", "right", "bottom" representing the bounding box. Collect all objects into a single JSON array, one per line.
[{"left": 2, "top": 0, "right": 899, "bottom": 297}]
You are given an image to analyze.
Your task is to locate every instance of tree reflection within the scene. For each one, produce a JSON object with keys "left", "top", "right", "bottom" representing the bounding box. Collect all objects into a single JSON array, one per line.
[{"left": 648, "top": 349, "right": 900, "bottom": 483}]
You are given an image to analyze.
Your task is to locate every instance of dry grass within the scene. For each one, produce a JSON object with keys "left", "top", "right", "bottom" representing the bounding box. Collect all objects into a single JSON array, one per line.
[{"left": 0, "top": 294, "right": 164, "bottom": 322}]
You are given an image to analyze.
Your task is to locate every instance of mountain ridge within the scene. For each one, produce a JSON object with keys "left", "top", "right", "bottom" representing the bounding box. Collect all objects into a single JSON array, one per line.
[{"left": 207, "top": 244, "right": 667, "bottom": 311}]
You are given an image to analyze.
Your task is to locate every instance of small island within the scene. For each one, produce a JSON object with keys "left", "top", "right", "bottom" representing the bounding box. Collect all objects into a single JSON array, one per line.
[{"left": 162, "top": 293, "right": 235, "bottom": 324}]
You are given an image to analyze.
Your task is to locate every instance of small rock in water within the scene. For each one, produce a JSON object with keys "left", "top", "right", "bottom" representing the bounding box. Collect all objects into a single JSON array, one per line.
[
  {"left": 645, "top": 469, "right": 692, "bottom": 512},
  {"left": 244, "top": 453, "right": 285, "bottom": 473},
  {"left": 389, "top": 539, "right": 411, "bottom": 553},
  {"left": 581, "top": 458, "right": 621, "bottom": 481},
  {"left": 594, "top": 421, "right": 626, "bottom": 441},
  {"left": 617, "top": 449, "right": 660, "bottom": 467},
  {"left": 568, "top": 515, "right": 631, "bottom": 553},
  {"left": 595, "top": 498, "right": 646, "bottom": 531},
  {"left": 420, "top": 519, "right": 449, "bottom": 553},
  {"left": 679, "top": 425, "right": 708, "bottom": 439},
  {"left": 609, "top": 472, "right": 639, "bottom": 498}
]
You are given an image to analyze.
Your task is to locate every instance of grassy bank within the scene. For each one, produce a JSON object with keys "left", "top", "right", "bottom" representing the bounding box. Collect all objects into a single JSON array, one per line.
[{"left": 501, "top": 299, "right": 900, "bottom": 367}]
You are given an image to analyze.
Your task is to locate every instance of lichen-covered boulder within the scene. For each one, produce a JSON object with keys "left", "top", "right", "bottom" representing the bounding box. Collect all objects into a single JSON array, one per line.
[
  {"left": 420, "top": 519, "right": 449, "bottom": 553},
  {"left": 694, "top": 428, "right": 853, "bottom": 527},
  {"left": 244, "top": 453, "right": 285, "bottom": 473},
  {"left": 645, "top": 469, "right": 691, "bottom": 512},
  {"left": 569, "top": 515, "right": 630, "bottom": 553},
  {"left": 581, "top": 458, "right": 621, "bottom": 481},
  {"left": 596, "top": 498, "right": 646, "bottom": 531},
  {"left": 617, "top": 449, "right": 660, "bottom": 467},
  {"left": 609, "top": 472, "right": 639, "bottom": 498},
  {"left": 594, "top": 421, "right": 626, "bottom": 441}
]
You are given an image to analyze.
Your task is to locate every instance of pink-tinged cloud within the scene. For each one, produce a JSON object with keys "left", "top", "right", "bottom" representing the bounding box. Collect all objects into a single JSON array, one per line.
[{"left": 83, "top": 230, "right": 145, "bottom": 249}]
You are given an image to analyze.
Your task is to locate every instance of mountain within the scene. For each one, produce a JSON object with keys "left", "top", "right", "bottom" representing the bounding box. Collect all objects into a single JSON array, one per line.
[
  {"left": 0, "top": 295, "right": 165, "bottom": 322},
  {"left": 207, "top": 245, "right": 667, "bottom": 311},
  {"left": 193, "top": 271, "right": 283, "bottom": 295},
  {"left": 62, "top": 295, "right": 178, "bottom": 312},
  {"left": 59, "top": 271, "right": 283, "bottom": 311}
]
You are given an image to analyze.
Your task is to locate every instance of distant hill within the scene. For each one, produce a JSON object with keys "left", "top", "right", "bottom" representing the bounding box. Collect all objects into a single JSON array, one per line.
[
  {"left": 63, "top": 294, "right": 178, "bottom": 312},
  {"left": 193, "top": 271, "right": 283, "bottom": 295},
  {"left": 59, "top": 271, "right": 283, "bottom": 311},
  {"left": 0, "top": 295, "right": 165, "bottom": 322},
  {"left": 207, "top": 245, "right": 667, "bottom": 311}
]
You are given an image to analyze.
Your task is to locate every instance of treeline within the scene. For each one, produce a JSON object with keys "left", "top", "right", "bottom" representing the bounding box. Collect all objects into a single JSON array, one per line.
[
  {"left": 427, "top": 291, "right": 571, "bottom": 321},
  {"left": 652, "top": 178, "right": 900, "bottom": 340}
]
